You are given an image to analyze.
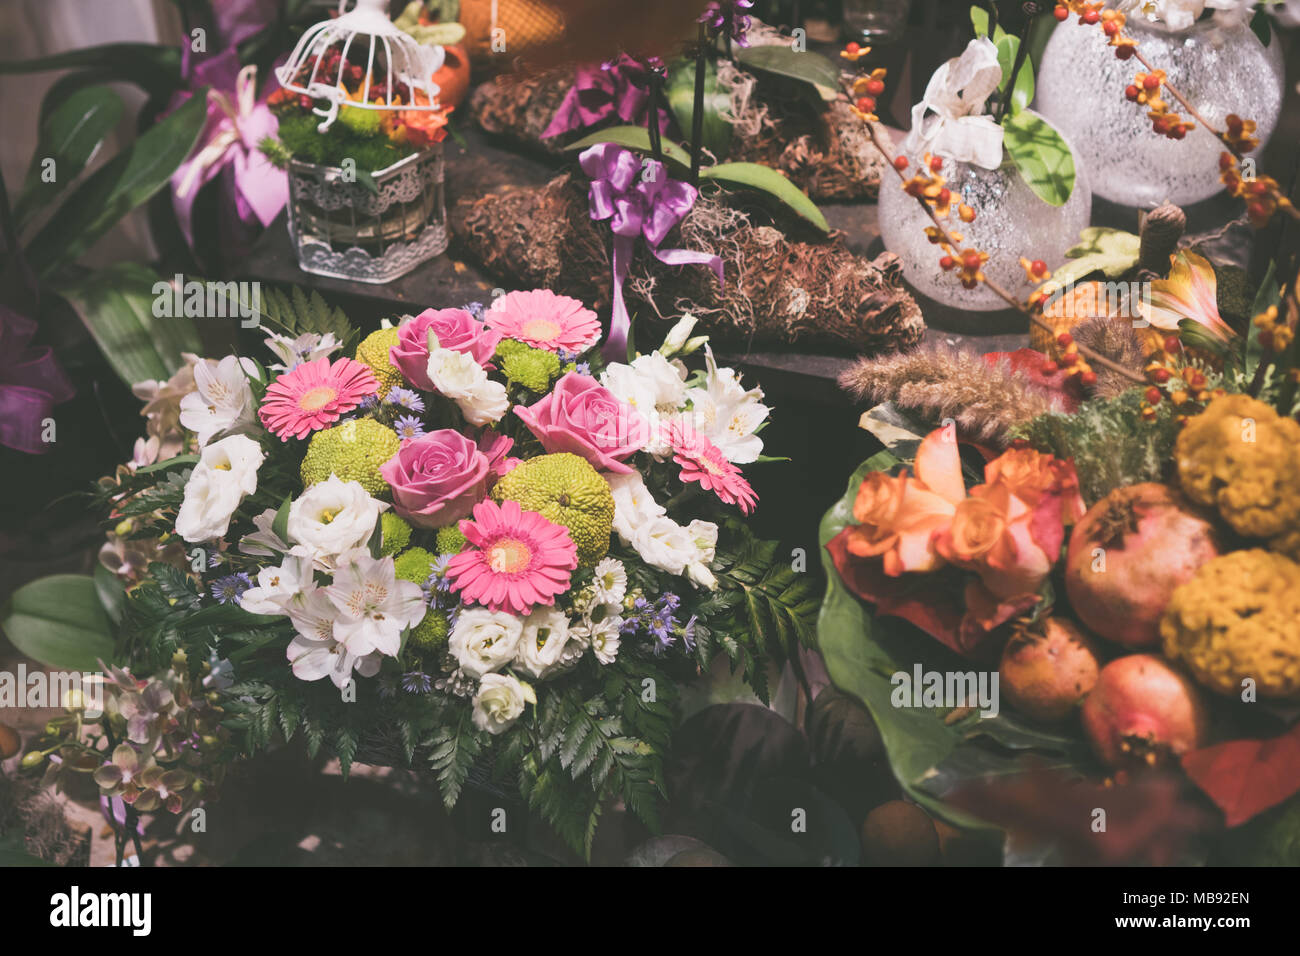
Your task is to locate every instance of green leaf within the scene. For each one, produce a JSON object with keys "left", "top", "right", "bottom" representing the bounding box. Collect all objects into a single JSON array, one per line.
[
  {"left": 271, "top": 495, "right": 293, "bottom": 549},
  {"left": 13, "top": 85, "right": 125, "bottom": 231},
  {"left": 57, "top": 263, "right": 202, "bottom": 388},
  {"left": 732, "top": 44, "right": 840, "bottom": 101},
  {"left": 970, "top": 5, "right": 1007, "bottom": 40},
  {"left": 93, "top": 562, "right": 127, "bottom": 627},
  {"left": 1245, "top": 261, "right": 1278, "bottom": 376},
  {"left": 666, "top": 56, "right": 732, "bottom": 163},
  {"left": 0, "top": 43, "right": 183, "bottom": 108},
  {"left": 563, "top": 125, "right": 693, "bottom": 168},
  {"left": 24, "top": 91, "right": 207, "bottom": 277},
  {"left": 1002, "top": 110, "right": 1076, "bottom": 207},
  {"left": 1178, "top": 317, "right": 1233, "bottom": 363},
  {"left": 0, "top": 575, "right": 116, "bottom": 672},
  {"left": 1250, "top": 8, "right": 1272, "bottom": 47},
  {"left": 1038, "top": 227, "right": 1141, "bottom": 296},
  {"left": 132, "top": 453, "right": 200, "bottom": 475},
  {"left": 699, "top": 162, "right": 828, "bottom": 232}
]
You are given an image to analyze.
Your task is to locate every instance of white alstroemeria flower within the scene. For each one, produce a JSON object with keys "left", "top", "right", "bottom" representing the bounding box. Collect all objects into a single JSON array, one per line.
[
  {"left": 174, "top": 434, "right": 265, "bottom": 543},
  {"left": 607, "top": 471, "right": 668, "bottom": 544},
  {"left": 448, "top": 608, "right": 524, "bottom": 679},
  {"left": 285, "top": 589, "right": 382, "bottom": 689},
  {"left": 264, "top": 331, "right": 341, "bottom": 373},
  {"left": 658, "top": 314, "right": 700, "bottom": 358},
  {"left": 682, "top": 346, "right": 769, "bottom": 464},
  {"left": 631, "top": 515, "right": 698, "bottom": 577},
  {"left": 240, "top": 554, "right": 315, "bottom": 615},
  {"left": 589, "top": 618, "right": 622, "bottom": 665},
  {"left": 178, "top": 355, "right": 257, "bottom": 447},
  {"left": 601, "top": 363, "right": 659, "bottom": 419},
  {"left": 685, "top": 519, "right": 720, "bottom": 591},
  {"left": 514, "top": 607, "right": 573, "bottom": 680},
  {"left": 325, "top": 549, "right": 426, "bottom": 659},
  {"left": 471, "top": 673, "right": 536, "bottom": 735},
  {"left": 287, "top": 476, "right": 387, "bottom": 568},
  {"left": 239, "top": 507, "right": 290, "bottom": 557},
  {"left": 426, "top": 347, "right": 509, "bottom": 426},
  {"left": 590, "top": 557, "right": 627, "bottom": 606}
]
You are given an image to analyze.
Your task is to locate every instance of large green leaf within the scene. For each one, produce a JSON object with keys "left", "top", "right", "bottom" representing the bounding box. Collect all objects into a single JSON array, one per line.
[
  {"left": 24, "top": 91, "right": 208, "bottom": 277},
  {"left": 666, "top": 56, "right": 732, "bottom": 163},
  {"left": 732, "top": 44, "right": 840, "bottom": 101},
  {"left": 14, "top": 86, "right": 124, "bottom": 231},
  {"left": 1002, "top": 110, "right": 1076, "bottom": 207},
  {"left": 57, "top": 262, "right": 202, "bottom": 387},
  {"left": 0, "top": 43, "right": 182, "bottom": 104},
  {"left": 1038, "top": 226, "right": 1140, "bottom": 296},
  {"left": 1, "top": 575, "right": 116, "bottom": 672},
  {"left": 699, "top": 162, "right": 828, "bottom": 232},
  {"left": 994, "top": 35, "right": 1034, "bottom": 115},
  {"left": 563, "top": 125, "right": 693, "bottom": 168}
]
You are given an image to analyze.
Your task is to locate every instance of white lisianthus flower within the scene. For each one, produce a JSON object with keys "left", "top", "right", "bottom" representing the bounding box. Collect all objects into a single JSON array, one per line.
[
  {"left": 685, "top": 519, "right": 720, "bottom": 591},
  {"left": 325, "top": 549, "right": 426, "bottom": 658},
  {"left": 590, "top": 557, "right": 627, "bottom": 606},
  {"left": 179, "top": 355, "right": 257, "bottom": 447},
  {"left": 607, "top": 471, "right": 668, "bottom": 544},
  {"left": 471, "top": 673, "right": 536, "bottom": 735},
  {"left": 514, "top": 607, "right": 573, "bottom": 680},
  {"left": 264, "top": 331, "right": 341, "bottom": 373},
  {"left": 658, "top": 313, "right": 700, "bottom": 357},
  {"left": 174, "top": 434, "right": 265, "bottom": 542},
  {"left": 240, "top": 554, "right": 315, "bottom": 615},
  {"left": 448, "top": 608, "right": 523, "bottom": 678},
  {"left": 285, "top": 589, "right": 383, "bottom": 690},
  {"left": 426, "top": 347, "right": 509, "bottom": 426},
  {"left": 631, "top": 515, "right": 698, "bottom": 576},
  {"left": 287, "top": 476, "right": 388, "bottom": 567}
]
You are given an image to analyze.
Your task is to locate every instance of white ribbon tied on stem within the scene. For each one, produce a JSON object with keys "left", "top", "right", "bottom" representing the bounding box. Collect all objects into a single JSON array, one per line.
[{"left": 907, "top": 37, "right": 1005, "bottom": 170}]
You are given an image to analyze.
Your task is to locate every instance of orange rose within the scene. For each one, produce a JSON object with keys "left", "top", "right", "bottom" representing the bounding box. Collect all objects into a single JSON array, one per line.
[
  {"left": 936, "top": 495, "right": 1012, "bottom": 565},
  {"left": 984, "top": 446, "right": 1085, "bottom": 523}
]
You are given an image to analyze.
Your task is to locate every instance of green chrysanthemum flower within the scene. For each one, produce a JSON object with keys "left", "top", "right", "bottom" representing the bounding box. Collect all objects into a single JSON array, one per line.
[
  {"left": 378, "top": 512, "right": 412, "bottom": 556},
  {"left": 300, "top": 418, "right": 400, "bottom": 496},
  {"left": 337, "top": 103, "right": 386, "bottom": 137},
  {"left": 393, "top": 547, "right": 437, "bottom": 585},
  {"left": 435, "top": 524, "right": 468, "bottom": 555},
  {"left": 355, "top": 327, "right": 404, "bottom": 397},
  {"left": 492, "top": 452, "right": 613, "bottom": 566},
  {"left": 408, "top": 609, "right": 450, "bottom": 652},
  {"left": 497, "top": 338, "right": 561, "bottom": 393}
]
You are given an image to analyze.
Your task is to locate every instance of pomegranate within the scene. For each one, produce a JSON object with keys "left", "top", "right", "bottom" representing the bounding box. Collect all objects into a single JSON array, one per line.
[
  {"left": 999, "top": 617, "right": 1102, "bottom": 721},
  {"left": 1064, "top": 482, "right": 1222, "bottom": 647},
  {"left": 1081, "top": 654, "right": 1208, "bottom": 768}
]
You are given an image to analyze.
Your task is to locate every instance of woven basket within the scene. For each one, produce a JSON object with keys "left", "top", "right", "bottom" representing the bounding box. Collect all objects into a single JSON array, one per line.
[{"left": 459, "top": 0, "right": 566, "bottom": 64}]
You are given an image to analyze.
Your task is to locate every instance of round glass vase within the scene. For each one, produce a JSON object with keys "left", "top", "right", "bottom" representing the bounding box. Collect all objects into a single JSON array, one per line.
[
  {"left": 878, "top": 118, "right": 1092, "bottom": 312},
  {"left": 1036, "top": 16, "right": 1284, "bottom": 207}
]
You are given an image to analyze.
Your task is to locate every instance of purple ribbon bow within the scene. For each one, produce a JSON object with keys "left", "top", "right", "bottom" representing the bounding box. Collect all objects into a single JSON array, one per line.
[
  {"left": 0, "top": 305, "right": 75, "bottom": 454},
  {"left": 579, "top": 143, "right": 724, "bottom": 359},
  {"left": 543, "top": 55, "right": 671, "bottom": 140}
]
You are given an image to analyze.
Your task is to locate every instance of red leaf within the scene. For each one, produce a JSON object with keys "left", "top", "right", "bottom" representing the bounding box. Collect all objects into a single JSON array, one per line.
[
  {"left": 1181, "top": 722, "right": 1300, "bottom": 827},
  {"left": 983, "top": 348, "right": 1084, "bottom": 412}
]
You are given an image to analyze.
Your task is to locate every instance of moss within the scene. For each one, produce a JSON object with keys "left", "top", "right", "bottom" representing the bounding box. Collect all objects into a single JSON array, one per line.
[{"left": 274, "top": 109, "right": 414, "bottom": 173}]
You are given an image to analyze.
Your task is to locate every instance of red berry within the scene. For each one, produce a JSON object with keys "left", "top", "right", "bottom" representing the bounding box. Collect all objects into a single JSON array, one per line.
[
  {"left": 1103, "top": 20, "right": 1119, "bottom": 36},
  {"left": 1151, "top": 367, "right": 1171, "bottom": 384},
  {"left": 1083, "top": 9, "right": 1100, "bottom": 24},
  {"left": 846, "top": 42, "right": 860, "bottom": 54},
  {"left": 1115, "top": 45, "right": 1135, "bottom": 60},
  {"left": 1142, "top": 73, "right": 1160, "bottom": 91},
  {"left": 299, "top": 95, "right": 313, "bottom": 109},
  {"left": 1080, "top": 371, "right": 1098, "bottom": 386},
  {"left": 1163, "top": 335, "right": 1181, "bottom": 354},
  {"left": 939, "top": 255, "right": 956, "bottom": 271},
  {"left": 893, "top": 155, "right": 909, "bottom": 171},
  {"left": 1031, "top": 259, "right": 1048, "bottom": 277},
  {"left": 1124, "top": 84, "right": 1140, "bottom": 101},
  {"left": 1219, "top": 152, "right": 1235, "bottom": 170},
  {"left": 1248, "top": 200, "right": 1270, "bottom": 220},
  {"left": 962, "top": 250, "right": 982, "bottom": 269},
  {"left": 1057, "top": 333, "right": 1074, "bottom": 348},
  {"left": 866, "top": 78, "right": 886, "bottom": 96},
  {"left": 929, "top": 155, "right": 944, "bottom": 172},
  {"left": 1041, "top": 360, "right": 1059, "bottom": 374},
  {"left": 938, "top": 187, "right": 952, "bottom": 205},
  {"left": 1054, "top": 5, "right": 1069, "bottom": 21},
  {"left": 1247, "top": 180, "right": 1268, "bottom": 196},
  {"left": 1145, "top": 387, "right": 1162, "bottom": 404},
  {"left": 1226, "top": 114, "right": 1243, "bottom": 132},
  {"left": 856, "top": 96, "right": 877, "bottom": 113}
]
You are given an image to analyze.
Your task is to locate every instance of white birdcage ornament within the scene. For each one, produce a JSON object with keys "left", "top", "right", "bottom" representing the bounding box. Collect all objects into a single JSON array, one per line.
[{"left": 275, "top": 0, "right": 450, "bottom": 283}]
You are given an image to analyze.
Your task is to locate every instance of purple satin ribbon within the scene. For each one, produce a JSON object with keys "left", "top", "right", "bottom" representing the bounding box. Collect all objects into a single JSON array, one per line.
[
  {"left": 0, "top": 305, "right": 75, "bottom": 455},
  {"left": 543, "top": 55, "right": 671, "bottom": 140},
  {"left": 579, "top": 143, "right": 723, "bottom": 359}
]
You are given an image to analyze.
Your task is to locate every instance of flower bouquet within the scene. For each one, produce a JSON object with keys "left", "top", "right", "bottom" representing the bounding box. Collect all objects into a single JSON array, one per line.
[
  {"left": 9, "top": 288, "right": 815, "bottom": 861},
  {"left": 818, "top": 262, "right": 1300, "bottom": 865}
]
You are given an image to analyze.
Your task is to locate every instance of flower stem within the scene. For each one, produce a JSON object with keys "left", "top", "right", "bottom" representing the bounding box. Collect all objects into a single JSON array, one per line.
[{"left": 691, "top": 24, "right": 708, "bottom": 184}]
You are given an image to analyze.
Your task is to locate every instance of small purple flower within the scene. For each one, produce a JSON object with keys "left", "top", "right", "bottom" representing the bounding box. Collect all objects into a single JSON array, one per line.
[
  {"left": 699, "top": 0, "right": 754, "bottom": 46},
  {"left": 394, "top": 414, "right": 426, "bottom": 441},
  {"left": 210, "top": 572, "right": 251, "bottom": 604},
  {"left": 681, "top": 614, "right": 698, "bottom": 652},
  {"left": 464, "top": 301, "right": 485, "bottom": 320},
  {"left": 401, "top": 671, "right": 433, "bottom": 694},
  {"left": 207, "top": 551, "right": 223, "bottom": 569},
  {"left": 574, "top": 362, "right": 592, "bottom": 377},
  {"left": 359, "top": 394, "right": 381, "bottom": 412},
  {"left": 386, "top": 387, "right": 425, "bottom": 412}
]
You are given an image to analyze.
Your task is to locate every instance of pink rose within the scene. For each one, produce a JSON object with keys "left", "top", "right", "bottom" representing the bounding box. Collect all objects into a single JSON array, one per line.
[
  {"left": 390, "top": 308, "right": 502, "bottom": 391},
  {"left": 379, "top": 429, "right": 490, "bottom": 529},
  {"left": 474, "top": 428, "right": 522, "bottom": 487},
  {"left": 513, "top": 372, "right": 647, "bottom": 474}
]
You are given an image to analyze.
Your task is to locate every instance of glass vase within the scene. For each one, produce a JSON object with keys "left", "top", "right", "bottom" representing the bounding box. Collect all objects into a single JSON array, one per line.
[
  {"left": 878, "top": 114, "right": 1093, "bottom": 312},
  {"left": 1035, "top": 17, "right": 1284, "bottom": 207}
]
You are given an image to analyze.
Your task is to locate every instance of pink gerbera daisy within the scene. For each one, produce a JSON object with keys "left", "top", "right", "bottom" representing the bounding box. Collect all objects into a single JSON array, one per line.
[
  {"left": 667, "top": 423, "right": 759, "bottom": 515},
  {"left": 259, "top": 357, "right": 379, "bottom": 441},
  {"left": 484, "top": 289, "right": 602, "bottom": 353},
  {"left": 447, "top": 498, "right": 579, "bottom": 615}
]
